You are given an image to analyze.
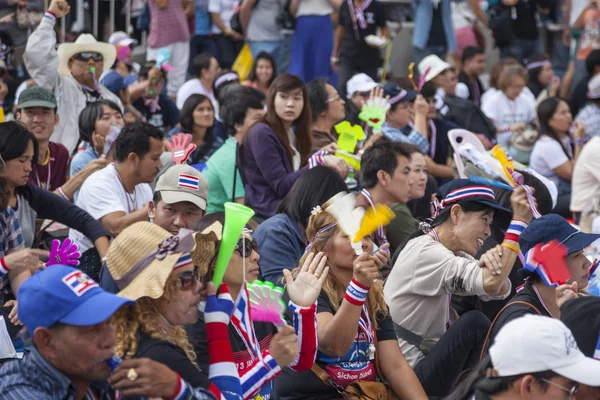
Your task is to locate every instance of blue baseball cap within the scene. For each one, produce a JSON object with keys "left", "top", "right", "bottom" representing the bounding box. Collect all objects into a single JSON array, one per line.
[
  {"left": 18, "top": 265, "right": 133, "bottom": 334},
  {"left": 520, "top": 214, "right": 600, "bottom": 255},
  {"left": 383, "top": 83, "right": 417, "bottom": 105},
  {"left": 102, "top": 71, "right": 126, "bottom": 96}
]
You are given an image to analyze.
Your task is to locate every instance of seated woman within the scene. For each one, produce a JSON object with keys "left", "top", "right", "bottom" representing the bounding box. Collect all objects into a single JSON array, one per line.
[
  {"left": 384, "top": 179, "right": 533, "bottom": 397},
  {"left": 187, "top": 214, "right": 324, "bottom": 399},
  {"left": 482, "top": 213, "right": 599, "bottom": 355},
  {"left": 107, "top": 221, "right": 243, "bottom": 399},
  {"left": 274, "top": 208, "right": 427, "bottom": 399},
  {"left": 239, "top": 74, "right": 349, "bottom": 220},
  {"left": 242, "top": 52, "right": 276, "bottom": 95},
  {"left": 526, "top": 55, "right": 560, "bottom": 105},
  {"left": 446, "top": 315, "right": 600, "bottom": 400},
  {"left": 306, "top": 78, "right": 345, "bottom": 154},
  {"left": 530, "top": 97, "right": 586, "bottom": 217},
  {"left": 253, "top": 166, "right": 347, "bottom": 286},
  {"left": 0, "top": 122, "right": 109, "bottom": 253}
]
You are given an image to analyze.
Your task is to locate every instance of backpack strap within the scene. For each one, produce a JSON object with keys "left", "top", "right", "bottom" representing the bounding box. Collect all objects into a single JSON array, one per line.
[{"left": 480, "top": 300, "right": 542, "bottom": 360}]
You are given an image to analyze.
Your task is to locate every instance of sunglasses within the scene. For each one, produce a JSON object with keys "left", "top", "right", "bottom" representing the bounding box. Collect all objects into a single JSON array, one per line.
[
  {"left": 72, "top": 52, "right": 104, "bottom": 62},
  {"left": 178, "top": 265, "right": 200, "bottom": 290},
  {"left": 235, "top": 238, "right": 258, "bottom": 257}
]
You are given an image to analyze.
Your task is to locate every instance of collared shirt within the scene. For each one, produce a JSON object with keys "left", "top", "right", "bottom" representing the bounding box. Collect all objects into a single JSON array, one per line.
[
  {"left": 0, "top": 207, "right": 25, "bottom": 299},
  {"left": 381, "top": 122, "right": 430, "bottom": 155}
]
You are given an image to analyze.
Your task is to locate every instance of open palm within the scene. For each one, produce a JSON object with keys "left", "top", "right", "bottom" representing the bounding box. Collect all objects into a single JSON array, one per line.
[{"left": 283, "top": 252, "right": 329, "bottom": 307}]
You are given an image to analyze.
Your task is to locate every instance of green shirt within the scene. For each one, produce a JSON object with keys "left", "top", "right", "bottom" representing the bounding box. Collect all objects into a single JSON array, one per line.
[
  {"left": 205, "top": 138, "right": 245, "bottom": 214},
  {"left": 386, "top": 203, "right": 418, "bottom": 255}
]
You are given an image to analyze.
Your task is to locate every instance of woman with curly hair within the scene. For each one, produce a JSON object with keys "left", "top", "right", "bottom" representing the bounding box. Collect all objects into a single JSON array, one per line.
[
  {"left": 273, "top": 209, "right": 428, "bottom": 400},
  {"left": 106, "top": 221, "right": 243, "bottom": 399}
]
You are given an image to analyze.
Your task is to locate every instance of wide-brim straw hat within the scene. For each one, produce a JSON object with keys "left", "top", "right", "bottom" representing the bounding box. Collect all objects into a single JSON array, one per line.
[
  {"left": 191, "top": 221, "right": 222, "bottom": 277},
  {"left": 106, "top": 222, "right": 198, "bottom": 301},
  {"left": 57, "top": 34, "right": 117, "bottom": 77}
]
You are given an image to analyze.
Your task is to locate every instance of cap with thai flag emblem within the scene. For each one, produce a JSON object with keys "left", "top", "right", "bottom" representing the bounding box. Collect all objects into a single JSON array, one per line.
[
  {"left": 155, "top": 164, "right": 208, "bottom": 210},
  {"left": 17, "top": 265, "right": 133, "bottom": 334}
]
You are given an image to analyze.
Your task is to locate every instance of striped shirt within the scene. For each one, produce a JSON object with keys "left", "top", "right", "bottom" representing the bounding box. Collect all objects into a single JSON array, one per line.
[
  {"left": 0, "top": 207, "right": 25, "bottom": 297},
  {"left": 0, "top": 347, "right": 219, "bottom": 400}
]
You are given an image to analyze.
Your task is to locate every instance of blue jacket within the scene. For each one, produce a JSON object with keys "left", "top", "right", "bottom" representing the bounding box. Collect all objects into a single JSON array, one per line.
[
  {"left": 254, "top": 213, "right": 305, "bottom": 287},
  {"left": 412, "top": 0, "right": 457, "bottom": 52}
]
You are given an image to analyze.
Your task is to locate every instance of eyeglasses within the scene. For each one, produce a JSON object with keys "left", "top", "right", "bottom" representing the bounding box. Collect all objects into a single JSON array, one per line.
[
  {"left": 539, "top": 378, "right": 578, "bottom": 399},
  {"left": 326, "top": 94, "right": 342, "bottom": 103},
  {"left": 71, "top": 52, "right": 104, "bottom": 62},
  {"left": 178, "top": 265, "right": 200, "bottom": 290},
  {"left": 235, "top": 238, "right": 258, "bottom": 257}
]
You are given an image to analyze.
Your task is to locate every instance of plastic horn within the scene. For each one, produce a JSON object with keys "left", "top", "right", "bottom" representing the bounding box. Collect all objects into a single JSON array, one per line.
[{"left": 212, "top": 202, "right": 255, "bottom": 288}]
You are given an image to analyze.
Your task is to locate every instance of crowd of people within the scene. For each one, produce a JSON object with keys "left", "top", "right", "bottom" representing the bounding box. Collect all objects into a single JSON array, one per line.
[{"left": 3, "top": 0, "right": 600, "bottom": 399}]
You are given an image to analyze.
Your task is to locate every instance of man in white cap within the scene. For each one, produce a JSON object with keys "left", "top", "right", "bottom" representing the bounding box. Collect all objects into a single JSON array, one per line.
[{"left": 24, "top": 0, "right": 122, "bottom": 154}]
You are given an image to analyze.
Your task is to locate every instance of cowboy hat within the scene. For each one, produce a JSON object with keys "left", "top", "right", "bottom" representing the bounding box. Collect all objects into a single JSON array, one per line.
[
  {"left": 106, "top": 222, "right": 198, "bottom": 301},
  {"left": 57, "top": 34, "right": 116, "bottom": 77}
]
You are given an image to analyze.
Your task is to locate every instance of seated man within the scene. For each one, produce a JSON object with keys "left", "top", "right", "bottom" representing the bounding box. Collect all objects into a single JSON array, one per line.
[
  {"left": 24, "top": 0, "right": 122, "bottom": 153},
  {"left": 132, "top": 64, "right": 180, "bottom": 133},
  {"left": 99, "top": 164, "right": 208, "bottom": 293},
  {"left": 0, "top": 265, "right": 236, "bottom": 399}
]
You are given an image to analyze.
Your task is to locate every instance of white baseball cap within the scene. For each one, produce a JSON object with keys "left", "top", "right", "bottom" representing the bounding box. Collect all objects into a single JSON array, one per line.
[
  {"left": 490, "top": 314, "right": 600, "bottom": 387},
  {"left": 418, "top": 55, "right": 451, "bottom": 83},
  {"left": 108, "top": 31, "right": 138, "bottom": 47},
  {"left": 346, "top": 73, "right": 378, "bottom": 99}
]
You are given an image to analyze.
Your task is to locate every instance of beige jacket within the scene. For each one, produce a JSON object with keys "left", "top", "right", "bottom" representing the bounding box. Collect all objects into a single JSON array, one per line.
[
  {"left": 383, "top": 235, "right": 511, "bottom": 367},
  {"left": 24, "top": 17, "right": 123, "bottom": 153}
]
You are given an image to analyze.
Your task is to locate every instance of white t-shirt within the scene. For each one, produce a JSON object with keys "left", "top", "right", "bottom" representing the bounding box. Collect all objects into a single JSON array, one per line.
[
  {"left": 70, "top": 164, "right": 153, "bottom": 252},
  {"left": 208, "top": 0, "right": 238, "bottom": 34},
  {"left": 529, "top": 135, "right": 573, "bottom": 187},
  {"left": 481, "top": 90, "right": 536, "bottom": 147},
  {"left": 176, "top": 78, "right": 219, "bottom": 115},
  {"left": 296, "top": 0, "right": 333, "bottom": 17},
  {"left": 571, "top": 137, "right": 600, "bottom": 212},
  {"left": 451, "top": 1, "right": 476, "bottom": 30}
]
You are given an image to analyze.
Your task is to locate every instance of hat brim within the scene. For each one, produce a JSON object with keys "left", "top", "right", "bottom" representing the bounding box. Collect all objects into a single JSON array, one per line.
[
  {"left": 348, "top": 82, "right": 379, "bottom": 98},
  {"left": 119, "top": 38, "right": 138, "bottom": 47},
  {"left": 553, "top": 356, "right": 600, "bottom": 387},
  {"left": 116, "top": 252, "right": 181, "bottom": 301},
  {"left": 57, "top": 42, "right": 117, "bottom": 77},
  {"left": 424, "top": 61, "right": 451, "bottom": 82},
  {"left": 160, "top": 190, "right": 207, "bottom": 211},
  {"left": 17, "top": 100, "right": 57, "bottom": 109},
  {"left": 60, "top": 291, "right": 133, "bottom": 327},
  {"left": 563, "top": 231, "right": 600, "bottom": 255}
]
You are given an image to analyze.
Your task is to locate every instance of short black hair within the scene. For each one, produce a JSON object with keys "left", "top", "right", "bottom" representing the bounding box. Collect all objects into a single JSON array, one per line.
[
  {"left": 193, "top": 53, "right": 214, "bottom": 78},
  {"left": 306, "top": 79, "right": 329, "bottom": 122},
  {"left": 462, "top": 46, "right": 484, "bottom": 64},
  {"left": 420, "top": 81, "right": 437, "bottom": 99},
  {"left": 276, "top": 166, "right": 348, "bottom": 227},
  {"left": 221, "top": 87, "right": 265, "bottom": 137},
  {"left": 586, "top": 49, "right": 600, "bottom": 75},
  {"left": 360, "top": 137, "right": 413, "bottom": 189},
  {"left": 0, "top": 121, "right": 39, "bottom": 163},
  {"left": 78, "top": 100, "right": 123, "bottom": 143},
  {"left": 114, "top": 121, "right": 164, "bottom": 162}
]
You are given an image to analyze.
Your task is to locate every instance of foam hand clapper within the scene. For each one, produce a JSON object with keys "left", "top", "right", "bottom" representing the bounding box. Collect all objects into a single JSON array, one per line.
[
  {"left": 45, "top": 238, "right": 81, "bottom": 267},
  {"left": 525, "top": 240, "right": 571, "bottom": 287},
  {"left": 359, "top": 96, "right": 390, "bottom": 133},
  {"left": 354, "top": 204, "right": 395, "bottom": 242},
  {"left": 247, "top": 280, "right": 287, "bottom": 328},
  {"left": 168, "top": 133, "right": 197, "bottom": 164},
  {"left": 335, "top": 121, "right": 365, "bottom": 154},
  {"left": 325, "top": 192, "right": 365, "bottom": 255},
  {"left": 156, "top": 48, "right": 174, "bottom": 72}
]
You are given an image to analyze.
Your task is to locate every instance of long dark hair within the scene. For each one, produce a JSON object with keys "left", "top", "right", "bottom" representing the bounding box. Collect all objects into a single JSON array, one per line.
[
  {"left": 246, "top": 51, "right": 276, "bottom": 87},
  {"left": 257, "top": 74, "right": 313, "bottom": 165},
  {"left": 536, "top": 97, "right": 572, "bottom": 160},
  {"left": 445, "top": 355, "right": 557, "bottom": 400},
  {"left": 526, "top": 55, "right": 548, "bottom": 98},
  {"left": 180, "top": 94, "right": 215, "bottom": 135}
]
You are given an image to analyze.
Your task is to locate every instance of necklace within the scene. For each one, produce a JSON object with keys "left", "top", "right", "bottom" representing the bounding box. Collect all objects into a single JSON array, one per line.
[
  {"left": 114, "top": 164, "right": 137, "bottom": 214},
  {"left": 35, "top": 147, "right": 52, "bottom": 190},
  {"left": 40, "top": 147, "right": 50, "bottom": 166}
]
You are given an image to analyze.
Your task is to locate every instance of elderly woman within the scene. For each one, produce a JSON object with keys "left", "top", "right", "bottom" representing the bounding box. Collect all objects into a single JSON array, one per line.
[
  {"left": 384, "top": 179, "right": 533, "bottom": 397},
  {"left": 187, "top": 213, "right": 325, "bottom": 399},
  {"left": 274, "top": 208, "right": 428, "bottom": 399},
  {"left": 106, "top": 221, "right": 243, "bottom": 399}
]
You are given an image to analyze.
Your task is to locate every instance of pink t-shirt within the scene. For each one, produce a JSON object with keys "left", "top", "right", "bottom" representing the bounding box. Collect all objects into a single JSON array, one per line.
[{"left": 147, "top": 0, "right": 191, "bottom": 48}]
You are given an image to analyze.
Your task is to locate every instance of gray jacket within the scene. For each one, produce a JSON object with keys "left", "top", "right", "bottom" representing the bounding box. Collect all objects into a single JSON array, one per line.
[
  {"left": 0, "top": 0, "right": 43, "bottom": 46},
  {"left": 24, "top": 17, "right": 122, "bottom": 153}
]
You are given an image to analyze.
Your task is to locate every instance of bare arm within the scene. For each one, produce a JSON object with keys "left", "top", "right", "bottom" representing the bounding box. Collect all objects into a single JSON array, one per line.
[
  {"left": 240, "top": 0, "right": 257, "bottom": 35},
  {"left": 183, "top": 0, "right": 194, "bottom": 17},
  {"left": 425, "top": 157, "right": 454, "bottom": 179},
  {"left": 327, "top": 0, "right": 342, "bottom": 10},
  {"left": 210, "top": 12, "right": 229, "bottom": 32},
  {"left": 379, "top": 340, "right": 428, "bottom": 400},
  {"left": 99, "top": 208, "right": 149, "bottom": 238},
  {"left": 316, "top": 305, "right": 364, "bottom": 357},
  {"left": 469, "top": 0, "right": 488, "bottom": 26},
  {"left": 55, "top": 158, "right": 110, "bottom": 200},
  {"left": 94, "top": 236, "right": 110, "bottom": 259},
  {"left": 554, "top": 161, "right": 574, "bottom": 181},
  {"left": 380, "top": 25, "right": 389, "bottom": 40},
  {"left": 289, "top": 0, "right": 301, "bottom": 17},
  {"left": 9, "top": 269, "right": 31, "bottom": 298}
]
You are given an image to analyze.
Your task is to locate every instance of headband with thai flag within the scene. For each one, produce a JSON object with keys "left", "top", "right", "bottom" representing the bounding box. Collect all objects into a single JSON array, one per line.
[
  {"left": 433, "top": 185, "right": 496, "bottom": 217},
  {"left": 388, "top": 89, "right": 408, "bottom": 105},
  {"left": 526, "top": 60, "right": 550, "bottom": 70}
]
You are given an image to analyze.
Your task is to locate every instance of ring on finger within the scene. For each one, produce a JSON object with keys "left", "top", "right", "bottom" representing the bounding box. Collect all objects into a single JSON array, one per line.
[{"left": 127, "top": 368, "right": 138, "bottom": 381}]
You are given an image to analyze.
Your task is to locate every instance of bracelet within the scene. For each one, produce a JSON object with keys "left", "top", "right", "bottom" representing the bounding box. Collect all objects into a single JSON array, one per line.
[
  {"left": 344, "top": 278, "right": 369, "bottom": 306},
  {"left": 573, "top": 137, "right": 589, "bottom": 147},
  {"left": 504, "top": 219, "right": 528, "bottom": 243},
  {"left": 501, "top": 241, "right": 520, "bottom": 254},
  {"left": 44, "top": 11, "right": 57, "bottom": 20},
  {"left": 0, "top": 257, "right": 9, "bottom": 275},
  {"left": 165, "top": 374, "right": 189, "bottom": 400},
  {"left": 57, "top": 186, "right": 70, "bottom": 201}
]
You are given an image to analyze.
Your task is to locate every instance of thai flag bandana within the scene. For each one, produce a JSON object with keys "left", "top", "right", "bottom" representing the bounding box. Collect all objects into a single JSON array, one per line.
[{"left": 432, "top": 186, "right": 496, "bottom": 218}]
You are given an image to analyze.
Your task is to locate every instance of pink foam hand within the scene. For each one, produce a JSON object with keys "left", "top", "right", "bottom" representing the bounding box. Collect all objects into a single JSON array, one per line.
[
  {"left": 417, "top": 67, "right": 431, "bottom": 92},
  {"left": 247, "top": 280, "right": 287, "bottom": 328},
  {"left": 250, "top": 304, "right": 286, "bottom": 326},
  {"left": 168, "top": 133, "right": 197, "bottom": 164},
  {"left": 45, "top": 238, "right": 81, "bottom": 267}
]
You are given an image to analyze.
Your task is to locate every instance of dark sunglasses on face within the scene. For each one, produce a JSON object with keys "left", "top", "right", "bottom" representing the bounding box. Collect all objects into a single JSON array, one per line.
[
  {"left": 72, "top": 52, "right": 104, "bottom": 62},
  {"left": 235, "top": 238, "right": 258, "bottom": 257},
  {"left": 178, "top": 265, "right": 200, "bottom": 290}
]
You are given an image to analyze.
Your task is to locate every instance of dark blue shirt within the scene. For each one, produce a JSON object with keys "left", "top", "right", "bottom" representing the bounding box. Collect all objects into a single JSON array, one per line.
[{"left": 133, "top": 94, "right": 180, "bottom": 132}]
